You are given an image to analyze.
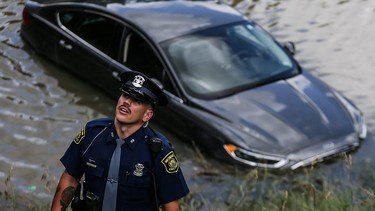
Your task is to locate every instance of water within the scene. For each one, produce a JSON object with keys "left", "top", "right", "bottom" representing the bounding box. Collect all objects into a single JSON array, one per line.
[{"left": 0, "top": 0, "right": 374, "bottom": 208}]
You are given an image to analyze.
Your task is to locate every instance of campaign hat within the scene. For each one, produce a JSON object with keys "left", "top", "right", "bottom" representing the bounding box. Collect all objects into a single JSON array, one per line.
[{"left": 120, "top": 71, "right": 168, "bottom": 106}]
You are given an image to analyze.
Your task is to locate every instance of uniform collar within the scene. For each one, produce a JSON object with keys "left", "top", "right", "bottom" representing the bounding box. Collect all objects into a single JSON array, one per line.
[
  {"left": 105, "top": 121, "right": 119, "bottom": 142},
  {"left": 106, "top": 125, "right": 148, "bottom": 151}
]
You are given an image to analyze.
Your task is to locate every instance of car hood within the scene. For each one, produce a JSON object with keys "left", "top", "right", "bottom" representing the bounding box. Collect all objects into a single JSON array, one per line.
[{"left": 192, "top": 71, "right": 356, "bottom": 155}]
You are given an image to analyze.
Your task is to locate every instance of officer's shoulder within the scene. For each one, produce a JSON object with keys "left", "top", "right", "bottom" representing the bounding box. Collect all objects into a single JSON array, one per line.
[
  {"left": 145, "top": 127, "right": 172, "bottom": 147},
  {"left": 86, "top": 118, "right": 113, "bottom": 129}
]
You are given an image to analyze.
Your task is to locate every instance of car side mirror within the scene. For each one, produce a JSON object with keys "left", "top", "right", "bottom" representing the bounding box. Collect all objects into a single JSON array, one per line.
[
  {"left": 151, "top": 78, "right": 164, "bottom": 89},
  {"left": 282, "top": 41, "right": 296, "bottom": 56}
]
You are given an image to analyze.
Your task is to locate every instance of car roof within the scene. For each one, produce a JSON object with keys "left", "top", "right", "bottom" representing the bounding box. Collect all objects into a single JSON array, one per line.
[{"left": 33, "top": 0, "right": 248, "bottom": 42}]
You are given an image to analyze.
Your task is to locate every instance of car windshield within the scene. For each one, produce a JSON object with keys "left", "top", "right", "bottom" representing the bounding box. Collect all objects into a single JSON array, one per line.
[{"left": 162, "top": 22, "right": 297, "bottom": 98}]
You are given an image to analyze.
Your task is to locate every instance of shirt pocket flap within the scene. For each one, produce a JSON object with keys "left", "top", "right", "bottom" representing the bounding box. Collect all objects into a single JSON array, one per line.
[{"left": 83, "top": 161, "right": 104, "bottom": 178}]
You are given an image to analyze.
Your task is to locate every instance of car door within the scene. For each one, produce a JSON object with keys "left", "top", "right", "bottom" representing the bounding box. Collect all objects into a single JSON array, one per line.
[{"left": 55, "top": 10, "right": 124, "bottom": 93}]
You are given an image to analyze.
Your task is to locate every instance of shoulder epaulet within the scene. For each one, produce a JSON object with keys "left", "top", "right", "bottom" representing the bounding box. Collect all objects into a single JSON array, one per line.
[{"left": 85, "top": 118, "right": 113, "bottom": 129}]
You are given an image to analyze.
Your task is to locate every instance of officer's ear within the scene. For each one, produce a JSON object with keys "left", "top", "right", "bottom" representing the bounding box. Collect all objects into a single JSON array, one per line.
[{"left": 143, "top": 109, "right": 154, "bottom": 122}]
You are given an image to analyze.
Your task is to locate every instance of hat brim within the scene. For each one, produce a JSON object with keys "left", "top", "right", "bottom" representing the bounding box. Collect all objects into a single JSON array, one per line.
[{"left": 120, "top": 86, "right": 154, "bottom": 105}]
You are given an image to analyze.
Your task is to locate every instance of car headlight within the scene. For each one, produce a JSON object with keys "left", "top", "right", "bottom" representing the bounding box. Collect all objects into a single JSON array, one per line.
[{"left": 224, "top": 144, "right": 288, "bottom": 169}]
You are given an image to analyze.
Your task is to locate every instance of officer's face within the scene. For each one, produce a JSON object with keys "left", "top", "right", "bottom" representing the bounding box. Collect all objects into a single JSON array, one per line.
[{"left": 115, "top": 93, "right": 153, "bottom": 125}]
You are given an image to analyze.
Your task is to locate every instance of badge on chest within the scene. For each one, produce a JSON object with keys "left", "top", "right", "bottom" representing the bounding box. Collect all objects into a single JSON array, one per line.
[{"left": 133, "top": 163, "right": 144, "bottom": 177}]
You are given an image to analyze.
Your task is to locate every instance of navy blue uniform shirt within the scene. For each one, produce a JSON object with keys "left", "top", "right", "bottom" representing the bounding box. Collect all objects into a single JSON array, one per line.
[{"left": 61, "top": 118, "right": 189, "bottom": 210}]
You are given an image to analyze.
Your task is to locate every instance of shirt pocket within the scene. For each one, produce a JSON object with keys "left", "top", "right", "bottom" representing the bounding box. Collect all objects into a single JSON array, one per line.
[
  {"left": 82, "top": 159, "right": 104, "bottom": 179},
  {"left": 120, "top": 174, "right": 153, "bottom": 203}
]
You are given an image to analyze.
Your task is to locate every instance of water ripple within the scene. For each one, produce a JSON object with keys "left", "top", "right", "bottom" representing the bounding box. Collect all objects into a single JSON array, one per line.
[
  {"left": 0, "top": 108, "right": 79, "bottom": 124},
  {"left": 0, "top": 51, "right": 32, "bottom": 77},
  {"left": 13, "top": 133, "right": 47, "bottom": 145},
  {"left": 0, "top": 155, "right": 40, "bottom": 170}
]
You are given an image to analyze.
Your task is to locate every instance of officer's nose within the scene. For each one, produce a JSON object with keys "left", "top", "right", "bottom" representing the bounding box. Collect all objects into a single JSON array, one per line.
[
  {"left": 119, "top": 94, "right": 131, "bottom": 106},
  {"left": 123, "top": 97, "right": 133, "bottom": 106}
]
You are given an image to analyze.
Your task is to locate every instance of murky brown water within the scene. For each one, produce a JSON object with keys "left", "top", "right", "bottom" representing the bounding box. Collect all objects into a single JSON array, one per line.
[{"left": 0, "top": 0, "right": 374, "bottom": 208}]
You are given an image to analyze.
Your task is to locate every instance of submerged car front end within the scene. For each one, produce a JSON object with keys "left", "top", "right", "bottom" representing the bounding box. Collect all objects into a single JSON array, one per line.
[
  {"left": 224, "top": 130, "right": 363, "bottom": 170},
  {"left": 196, "top": 71, "right": 367, "bottom": 170}
]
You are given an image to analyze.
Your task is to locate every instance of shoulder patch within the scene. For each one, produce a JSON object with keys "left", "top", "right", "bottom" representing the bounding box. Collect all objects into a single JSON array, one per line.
[
  {"left": 161, "top": 151, "right": 179, "bottom": 173},
  {"left": 73, "top": 127, "right": 85, "bottom": 144}
]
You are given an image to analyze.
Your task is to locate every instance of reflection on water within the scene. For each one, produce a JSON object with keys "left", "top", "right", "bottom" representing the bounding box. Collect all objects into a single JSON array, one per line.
[{"left": 0, "top": 0, "right": 374, "bottom": 208}]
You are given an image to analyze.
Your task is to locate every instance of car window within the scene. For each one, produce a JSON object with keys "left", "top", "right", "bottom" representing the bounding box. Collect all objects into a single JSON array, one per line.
[
  {"left": 162, "top": 22, "right": 296, "bottom": 99},
  {"left": 122, "top": 32, "right": 177, "bottom": 96},
  {"left": 59, "top": 11, "right": 123, "bottom": 59},
  {"left": 59, "top": 11, "right": 178, "bottom": 97},
  {"left": 122, "top": 32, "right": 162, "bottom": 77}
]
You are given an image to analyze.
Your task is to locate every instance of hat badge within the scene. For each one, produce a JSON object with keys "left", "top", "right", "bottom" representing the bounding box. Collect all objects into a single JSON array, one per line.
[{"left": 132, "top": 75, "right": 145, "bottom": 88}]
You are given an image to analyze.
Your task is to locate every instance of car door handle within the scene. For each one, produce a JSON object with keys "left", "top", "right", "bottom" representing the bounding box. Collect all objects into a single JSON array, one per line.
[{"left": 59, "top": 40, "right": 72, "bottom": 50}]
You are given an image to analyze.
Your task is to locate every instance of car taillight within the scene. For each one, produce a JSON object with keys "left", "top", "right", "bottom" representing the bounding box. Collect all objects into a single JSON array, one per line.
[{"left": 22, "top": 8, "right": 30, "bottom": 25}]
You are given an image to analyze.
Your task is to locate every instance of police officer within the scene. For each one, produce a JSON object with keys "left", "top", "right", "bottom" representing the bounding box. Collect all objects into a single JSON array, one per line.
[{"left": 51, "top": 71, "right": 189, "bottom": 211}]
